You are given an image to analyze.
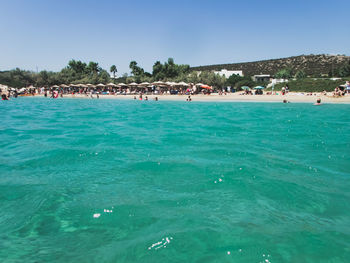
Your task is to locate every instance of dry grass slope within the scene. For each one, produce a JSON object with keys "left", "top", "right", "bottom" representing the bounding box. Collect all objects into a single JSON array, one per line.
[{"left": 191, "top": 54, "right": 350, "bottom": 76}]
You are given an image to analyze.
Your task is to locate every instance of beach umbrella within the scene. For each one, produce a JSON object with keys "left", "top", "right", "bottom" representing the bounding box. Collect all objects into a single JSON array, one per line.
[
  {"left": 241, "top": 86, "right": 250, "bottom": 90},
  {"left": 85, "top": 84, "right": 96, "bottom": 89},
  {"left": 152, "top": 81, "right": 166, "bottom": 86},
  {"left": 96, "top": 83, "right": 105, "bottom": 87},
  {"left": 60, "top": 84, "right": 69, "bottom": 88},
  {"left": 195, "top": 83, "right": 205, "bottom": 86},
  {"left": 138, "top": 82, "right": 150, "bottom": 87},
  {"left": 106, "top": 83, "right": 117, "bottom": 87},
  {"left": 201, "top": 85, "right": 212, "bottom": 89},
  {"left": 51, "top": 85, "right": 59, "bottom": 88},
  {"left": 176, "top": 81, "right": 189, "bottom": 86},
  {"left": 117, "top": 83, "right": 127, "bottom": 87},
  {"left": 128, "top": 82, "right": 138, "bottom": 87},
  {"left": 254, "top": 86, "right": 265, "bottom": 89}
]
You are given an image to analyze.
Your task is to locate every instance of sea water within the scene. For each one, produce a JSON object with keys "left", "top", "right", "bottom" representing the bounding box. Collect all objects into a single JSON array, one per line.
[{"left": 0, "top": 98, "right": 349, "bottom": 262}]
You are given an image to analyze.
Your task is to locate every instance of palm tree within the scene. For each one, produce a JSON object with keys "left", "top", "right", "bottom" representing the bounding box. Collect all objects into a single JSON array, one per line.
[{"left": 110, "top": 65, "right": 117, "bottom": 80}]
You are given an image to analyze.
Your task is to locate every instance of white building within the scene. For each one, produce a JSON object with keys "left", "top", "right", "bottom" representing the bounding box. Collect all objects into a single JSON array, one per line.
[
  {"left": 214, "top": 69, "right": 244, "bottom": 78},
  {"left": 252, "top": 75, "right": 272, "bottom": 82}
]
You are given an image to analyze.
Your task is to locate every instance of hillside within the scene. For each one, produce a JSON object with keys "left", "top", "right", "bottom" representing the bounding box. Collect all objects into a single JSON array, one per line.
[{"left": 191, "top": 54, "right": 350, "bottom": 77}]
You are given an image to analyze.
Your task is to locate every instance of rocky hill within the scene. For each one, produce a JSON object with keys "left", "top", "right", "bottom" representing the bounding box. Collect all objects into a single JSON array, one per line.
[{"left": 191, "top": 54, "right": 350, "bottom": 77}]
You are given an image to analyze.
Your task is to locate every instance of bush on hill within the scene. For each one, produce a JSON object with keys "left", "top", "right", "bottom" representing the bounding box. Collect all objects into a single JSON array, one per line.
[{"left": 272, "top": 78, "right": 346, "bottom": 92}]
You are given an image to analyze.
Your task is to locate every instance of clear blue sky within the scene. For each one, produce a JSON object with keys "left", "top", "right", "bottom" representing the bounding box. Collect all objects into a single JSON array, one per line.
[{"left": 1, "top": 0, "right": 349, "bottom": 75}]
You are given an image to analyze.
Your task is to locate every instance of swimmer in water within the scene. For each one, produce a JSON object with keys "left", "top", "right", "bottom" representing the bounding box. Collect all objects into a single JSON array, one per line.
[
  {"left": 145, "top": 96, "right": 148, "bottom": 101},
  {"left": 155, "top": 97, "right": 158, "bottom": 101},
  {"left": 314, "top": 98, "right": 321, "bottom": 105},
  {"left": 1, "top": 94, "right": 9, "bottom": 100}
]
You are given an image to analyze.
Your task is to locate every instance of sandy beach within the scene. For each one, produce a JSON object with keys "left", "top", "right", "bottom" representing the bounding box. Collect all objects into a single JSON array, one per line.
[{"left": 32, "top": 92, "right": 350, "bottom": 103}]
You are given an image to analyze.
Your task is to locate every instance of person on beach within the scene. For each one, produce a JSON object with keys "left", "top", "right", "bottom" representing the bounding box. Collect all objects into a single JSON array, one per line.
[
  {"left": 281, "top": 87, "right": 286, "bottom": 95},
  {"left": 346, "top": 81, "right": 350, "bottom": 94},
  {"left": 333, "top": 87, "right": 342, "bottom": 97},
  {"left": 139, "top": 94, "right": 143, "bottom": 100}
]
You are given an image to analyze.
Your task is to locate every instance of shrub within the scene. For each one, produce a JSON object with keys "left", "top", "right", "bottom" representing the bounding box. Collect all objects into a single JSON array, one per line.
[{"left": 272, "top": 78, "right": 345, "bottom": 92}]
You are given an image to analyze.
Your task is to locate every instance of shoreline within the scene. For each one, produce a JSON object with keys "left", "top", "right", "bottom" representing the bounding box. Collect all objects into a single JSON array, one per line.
[{"left": 23, "top": 93, "right": 350, "bottom": 104}]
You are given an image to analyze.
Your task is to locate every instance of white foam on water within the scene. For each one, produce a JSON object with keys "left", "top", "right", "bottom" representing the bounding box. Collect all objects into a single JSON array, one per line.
[
  {"left": 259, "top": 254, "right": 271, "bottom": 263},
  {"left": 148, "top": 236, "right": 173, "bottom": 250},
  {"left": 93, "top": 213, "right": 101, "bottom": 218}
]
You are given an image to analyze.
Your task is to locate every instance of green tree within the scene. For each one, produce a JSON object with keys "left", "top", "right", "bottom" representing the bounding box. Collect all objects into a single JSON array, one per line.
[
  {"left": 226, "top": 74, "right": 243, "bottom": 87},
  {"left": 129, "top": 61, "right": 144, "bottom": 77},
  {"left": 151, "top": 58, "right": 190, "bottom": 81},
  {"left": 110, "top": 65, "right": 117, "bottom": 80},
  {"left": 187, "top": 71, "right": 199, "bottom": 84},
  {"left": 87, "top": 62, "right": 100, "bottom": 75},
  {"left": 36, "top": 70, "right": 49, "bottom": 86},
  {"left": 98, "top": 70, "right": 111, "bottom": 84},
  {"left": 275, "top": 68, "right": 292, "bottom": 79},
  {"left": 337, "top": 63, "right": 350, "bottom": 77},
  {"left": 295, "top": 70, "right": 306, "bottom": 79},
  {"left": 235, "top": 79, "right": 256, "bottom": 90},
  {"left": 68, "top": 60, "right": 87, "bottom": 74}
]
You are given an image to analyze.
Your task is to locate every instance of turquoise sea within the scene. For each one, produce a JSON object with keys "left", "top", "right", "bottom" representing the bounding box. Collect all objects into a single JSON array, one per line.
[{"left": 1, "top": 97, "right": 350, "bottom": 263}]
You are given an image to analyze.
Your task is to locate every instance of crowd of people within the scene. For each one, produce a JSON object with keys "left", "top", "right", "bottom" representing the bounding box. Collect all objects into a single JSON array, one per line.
[
  {"left": 332, "top": 81, "right": 350, "bottom": 96},
  {"left": 36, "top": 84, "right": 212, "bottom": 97},
  {"left": 1, "top": 81, "right": 350, "bottom": 103}
]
